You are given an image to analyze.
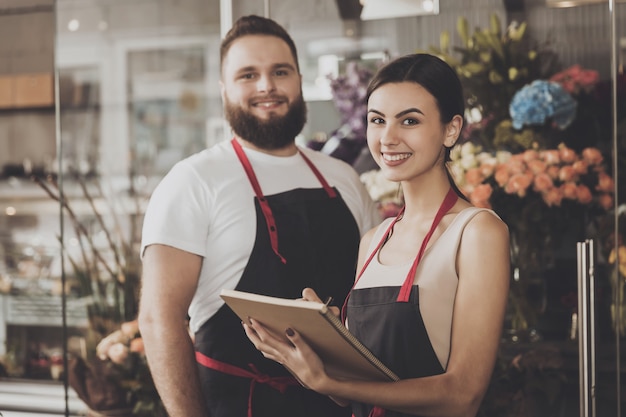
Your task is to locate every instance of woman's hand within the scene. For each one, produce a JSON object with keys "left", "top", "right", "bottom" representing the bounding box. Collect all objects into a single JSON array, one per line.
[
  {"left": 299, "top": 287, "right": 340, "bottom": 317},
  {"left": 242, "top": 317, "right": 331, "bottom": 393}
]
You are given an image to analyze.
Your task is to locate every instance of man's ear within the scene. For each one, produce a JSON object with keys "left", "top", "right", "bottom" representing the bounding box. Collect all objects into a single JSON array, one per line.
[{"left": 444, "top": 115, "right": 464, "bottom": 148}]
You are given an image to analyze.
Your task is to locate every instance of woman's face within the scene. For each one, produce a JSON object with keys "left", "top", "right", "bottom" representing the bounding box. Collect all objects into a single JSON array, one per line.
[{"left": 366, "top": 81, "right": 456, "bottom": 183}]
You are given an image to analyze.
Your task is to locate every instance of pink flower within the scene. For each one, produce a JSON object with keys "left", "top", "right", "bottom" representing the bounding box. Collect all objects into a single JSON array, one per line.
[
  {"left": 550, "top": 64, "right": 599, "bottom": 94},
  {"left": 107, "top": 343, "right": 129, "bottom": 365}
]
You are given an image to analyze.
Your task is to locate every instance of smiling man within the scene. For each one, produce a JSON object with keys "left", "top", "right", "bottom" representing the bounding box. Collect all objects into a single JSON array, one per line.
[{"left": 137, "top": 15, "right": 380, "bottom": 417}]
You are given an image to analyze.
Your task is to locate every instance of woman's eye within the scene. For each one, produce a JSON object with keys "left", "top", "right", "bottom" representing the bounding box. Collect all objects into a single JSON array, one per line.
[
  {"left": 369, "top": 117, "right": 384, "bottom": 125},
  {"left": 402, "top": 118, "right": 419, "bottom": 126}
]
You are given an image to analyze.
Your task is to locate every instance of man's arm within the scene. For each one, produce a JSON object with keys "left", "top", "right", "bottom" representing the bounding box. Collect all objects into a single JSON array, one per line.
[{"left": 138, "top": 244, "right": 209, "bottom": 417}]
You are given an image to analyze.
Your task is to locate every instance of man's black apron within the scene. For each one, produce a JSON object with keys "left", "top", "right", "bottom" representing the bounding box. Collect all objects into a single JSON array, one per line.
[
  {"left": 343, "top": 188, "right": 458, "bottom": 417},
  {"left": 195, "top": 138, "right": 360, "bottom": 417}
]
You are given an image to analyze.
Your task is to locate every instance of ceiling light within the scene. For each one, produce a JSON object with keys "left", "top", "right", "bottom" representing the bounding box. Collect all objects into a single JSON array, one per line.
[{"left": 360, "top": 0, "right": 439, "bottom": 21}]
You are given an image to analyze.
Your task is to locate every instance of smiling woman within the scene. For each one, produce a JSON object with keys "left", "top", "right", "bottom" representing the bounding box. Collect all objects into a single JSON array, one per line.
[{"left": 244, "top": 53, "right": 510, "bottom": 417}]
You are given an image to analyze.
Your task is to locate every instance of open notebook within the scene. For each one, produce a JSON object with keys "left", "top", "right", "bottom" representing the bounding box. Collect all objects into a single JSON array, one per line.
[{"left": 220, "top": 289, "right": 399, "bottom": 382}]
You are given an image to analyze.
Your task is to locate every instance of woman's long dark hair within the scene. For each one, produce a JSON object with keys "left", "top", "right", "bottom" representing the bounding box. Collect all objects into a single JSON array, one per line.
[{"left": 366, "top": 53, "right": 469, "bottom": 201}]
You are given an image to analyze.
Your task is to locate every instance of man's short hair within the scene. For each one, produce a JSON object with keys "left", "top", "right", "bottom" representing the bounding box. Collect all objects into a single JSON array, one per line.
[{"left": 220, "top": 15, "right": 300, "bottom": 72}]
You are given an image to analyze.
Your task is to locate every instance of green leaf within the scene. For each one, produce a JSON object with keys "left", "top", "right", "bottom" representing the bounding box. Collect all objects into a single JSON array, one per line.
[
  {"left": 490, "top": 13, "right": 502, "bottom": 37},
  {"left": 457, "top": 16, "right": 470, "bottom": 47},
  {"left": 440, "top": 30, "right": 450, "bottom": 52}
]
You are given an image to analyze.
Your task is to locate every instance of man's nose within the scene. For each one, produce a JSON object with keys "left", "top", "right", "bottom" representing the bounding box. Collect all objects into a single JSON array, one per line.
[{"left": 257, "top": 74, "right": 276, "bottom": 93}]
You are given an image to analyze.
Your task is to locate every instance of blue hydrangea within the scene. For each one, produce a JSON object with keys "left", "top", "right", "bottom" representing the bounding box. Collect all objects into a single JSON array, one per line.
[{"left": 509, "top": 80, "right": 578, "bottom": 130}]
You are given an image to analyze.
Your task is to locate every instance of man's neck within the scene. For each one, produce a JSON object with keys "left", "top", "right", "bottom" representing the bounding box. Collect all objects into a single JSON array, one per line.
[{"left": 234, "top": 137, "right": 299, "bottom": 157}]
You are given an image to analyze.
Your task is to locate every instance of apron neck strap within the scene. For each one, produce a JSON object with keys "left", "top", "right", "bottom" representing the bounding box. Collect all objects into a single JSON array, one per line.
[{"left": 397, "top": 187, "right": 458, "bottom": 302}]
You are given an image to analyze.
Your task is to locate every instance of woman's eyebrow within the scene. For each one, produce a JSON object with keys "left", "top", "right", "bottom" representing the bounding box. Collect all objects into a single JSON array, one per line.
[{"left": 395, "top": 108, "right": 423, "bottom": 118}]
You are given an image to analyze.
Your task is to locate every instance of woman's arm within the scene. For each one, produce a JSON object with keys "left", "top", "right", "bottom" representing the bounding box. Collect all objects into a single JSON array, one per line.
[{"left": 245, "top": 212, "right": 509, "bottom": 417}]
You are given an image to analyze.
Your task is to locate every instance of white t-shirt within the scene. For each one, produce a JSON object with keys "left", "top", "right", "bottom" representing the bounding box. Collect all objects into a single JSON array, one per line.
[{"left": 141, "top": 139, "right": 380, "bottom": 332}]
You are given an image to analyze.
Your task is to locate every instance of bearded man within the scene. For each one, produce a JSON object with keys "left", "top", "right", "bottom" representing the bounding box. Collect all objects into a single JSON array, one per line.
[{"left": 138, "top": 15, "right": 380, "bottom": 417}]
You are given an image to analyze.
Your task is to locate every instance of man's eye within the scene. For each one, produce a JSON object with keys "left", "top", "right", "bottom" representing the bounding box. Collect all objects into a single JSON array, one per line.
[
  {"left": 241, "top": 73, "right": 256, "bottom": 80},
  {"left": 275, "top": 69, "right": 288, "bottom": 76}
]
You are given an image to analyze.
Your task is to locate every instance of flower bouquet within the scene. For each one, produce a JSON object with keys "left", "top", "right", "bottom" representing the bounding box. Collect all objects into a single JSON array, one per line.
[{"left": 68, "top": 320, "right": 166, "bottom": 417}]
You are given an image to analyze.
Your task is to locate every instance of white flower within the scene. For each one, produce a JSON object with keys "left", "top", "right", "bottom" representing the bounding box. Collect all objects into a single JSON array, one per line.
[{"left": 360, "top": 170, "right": 403, "bottom": 205}]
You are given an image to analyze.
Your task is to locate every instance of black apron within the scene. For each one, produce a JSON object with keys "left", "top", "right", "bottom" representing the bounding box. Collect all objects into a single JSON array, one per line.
[
  {"left": 343, "top": 188, "right": 458, "bottom": 417},
  {"left": 195, "top": 139, "right": 360, "bottom": 417}
]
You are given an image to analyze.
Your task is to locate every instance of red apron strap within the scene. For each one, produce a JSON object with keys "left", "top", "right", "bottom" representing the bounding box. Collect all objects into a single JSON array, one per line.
[
  {"left": 231, "top": 138, "right": 286, "bottom": 264},
  {"left": 298, "top": 150, "right": 337, "bottom": 198},
  {"left": 196, "top": 351, "right": 299, "bottom": 417},
  {"left": 341, "top": 206, "right": 405, "bottom": 323},
  {"left": 397, "top": 188, "right": 458, "bottom": 302},
  {"left": 231, "top": 139, "right": 337, "bottom": 264}
]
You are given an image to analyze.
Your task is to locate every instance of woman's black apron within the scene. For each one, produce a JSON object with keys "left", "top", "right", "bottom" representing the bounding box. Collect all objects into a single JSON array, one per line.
[
  {"left": 195, "top": 139, "right": 360, "bottom": 417},
  {"left": 343, "top": 188, "right": 458, "bottom": 417}
]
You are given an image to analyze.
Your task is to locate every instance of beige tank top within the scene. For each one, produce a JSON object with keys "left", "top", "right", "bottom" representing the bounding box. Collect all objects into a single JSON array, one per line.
[{"left": 353, "top": 207, "right": 498, "bottom": 369}]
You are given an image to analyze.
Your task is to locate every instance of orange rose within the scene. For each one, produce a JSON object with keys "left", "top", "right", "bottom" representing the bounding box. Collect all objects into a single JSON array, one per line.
[
  {"left": 541, "top": 149, "right": 561, "bottom": 165},
  {"left": 576, "top": 184, "right": 593, "bottom": 204},
  {"left": 558, "top": 144, "right": 577, "bottom": 163},
  {"left": 470, "top": 184, "right": 493, "bottom": 208},
  {"left": 533, "top": 172, "right": 554, "bottom": 193},
  {"left": 507, "top": 156, "right": 527, "bottom": 175},
  {"left": 505, "top": 173, "right": 532, "bottom": 197},
  {"left": 522, "top": 149, "right": 539, "bottom": 162},
  {"left": 542, "top": 187, "right": 563, "bottom": 207},
  {"left": 527, "top": 159, "right": 547, "bottom": 175},
  {"left": 465, "top": 167, "right": 485, "bottom": 186},
  {"left": 558, "top": 165, "right": 577, "bottom": 182},
  {"left": 546, "top": 165, "right": 560, "bottom": 180},
  {"left": 582, "top": 147, "right": 603, "bottom": 165},
  {"left": 494, "top": 165, "right": 511, "bottom": 187},
  {"left": 571, "top": 160, "right": 589, "bottom": 175},
  {"left": 598, "top": 193, "right": 613, "bottom": 210},
  {"left": 130, "top": 337, "right": 145, "bottom": 354},
  {"left": 596, "top": 172, "right": 615, "bottom": 193},
  {"left": 560, "top": 182, "right": 578, "bottom": 200}
]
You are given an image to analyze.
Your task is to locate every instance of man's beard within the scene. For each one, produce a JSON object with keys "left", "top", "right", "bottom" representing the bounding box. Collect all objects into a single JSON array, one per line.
[{"left": 224, "top": 94, "right": 307, "bottom": 150}]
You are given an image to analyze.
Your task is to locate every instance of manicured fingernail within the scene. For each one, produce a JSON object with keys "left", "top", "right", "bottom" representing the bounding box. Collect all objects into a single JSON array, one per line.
[{"left": 285, "top": 328, "right": 295, "bottom": 336}]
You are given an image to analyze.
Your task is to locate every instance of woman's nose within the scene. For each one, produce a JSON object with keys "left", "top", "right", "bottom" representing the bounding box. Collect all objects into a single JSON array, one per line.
[{"left": 380, "top": 126, "right": 399, "bottom": 146}]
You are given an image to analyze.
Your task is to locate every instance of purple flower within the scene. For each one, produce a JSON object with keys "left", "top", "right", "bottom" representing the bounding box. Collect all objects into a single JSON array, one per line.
[{"left": 328, "top": 62, "right": 374, "bottom": 139}]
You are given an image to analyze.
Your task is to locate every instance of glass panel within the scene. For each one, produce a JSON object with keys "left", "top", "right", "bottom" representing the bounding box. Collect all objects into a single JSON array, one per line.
[{"left": 0, "top": 0, "right": 220, "bottom": 414}]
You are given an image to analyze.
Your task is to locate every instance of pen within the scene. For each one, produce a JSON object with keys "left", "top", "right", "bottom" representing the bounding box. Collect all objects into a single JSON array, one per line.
[{"left": 324, "top": 296, "right": 333, "bottom": 307}]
